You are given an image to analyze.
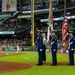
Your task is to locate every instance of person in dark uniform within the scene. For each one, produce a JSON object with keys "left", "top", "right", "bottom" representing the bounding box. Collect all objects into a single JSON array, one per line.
[
  {"left": 68, "top": 31, "right": 75, "bottom": 65},
  {"left": 35, "top": 30, "right": 43, "bottom": 65},
  {"left": 51, "top": 30, "right": 58, "bottom": 66}
]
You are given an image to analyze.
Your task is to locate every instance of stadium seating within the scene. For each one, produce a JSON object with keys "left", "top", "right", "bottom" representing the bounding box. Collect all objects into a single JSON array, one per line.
[
  {"left": 0, "top": 0, "right": 75, "bottom": 49},
  {"left": 22, "top": 1, "right": 75, "bottom": 11}
]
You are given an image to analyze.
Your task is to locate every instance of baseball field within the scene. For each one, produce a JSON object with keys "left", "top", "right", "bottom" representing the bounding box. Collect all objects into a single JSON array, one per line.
[{"left": 0, "top": 51, "right": 75, "bottom": 75}]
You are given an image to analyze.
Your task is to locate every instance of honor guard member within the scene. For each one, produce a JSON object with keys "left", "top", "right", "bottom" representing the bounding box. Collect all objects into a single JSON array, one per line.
[
  {"left": 68, "top": 31, "right": 75, "bottom": 65},
  {"left": 36, "top": 30, "right": 43, "bottom": 65},
  {"left": 51, "top": 30, "right": 58, "bottom": 66}
]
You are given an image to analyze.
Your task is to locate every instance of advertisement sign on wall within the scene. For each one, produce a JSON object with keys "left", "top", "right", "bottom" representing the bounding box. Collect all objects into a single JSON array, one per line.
[{"left": 2, "top": 0, "right": 17, "bottom": 12}]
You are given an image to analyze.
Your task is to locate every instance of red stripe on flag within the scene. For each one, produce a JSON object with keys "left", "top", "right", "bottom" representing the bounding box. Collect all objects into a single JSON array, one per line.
[
  {"left": 72, "top": 0, "right": 74, "bottom": 3},
  {"left": 62, "top": 18, "right": 68, "bottom": 47}
]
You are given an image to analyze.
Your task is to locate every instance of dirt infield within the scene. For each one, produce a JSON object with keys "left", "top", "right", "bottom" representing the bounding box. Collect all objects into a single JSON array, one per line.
[
  {"left": 0, "top": 52, "right": 36, "bottom": 73},
  {"left": 0, "top": 61, "right": 75, "bottom": 73},
  {"left": 0, "top": 52, "right": 75, "bottom": 73},
  {"left": 0, "top": 61, "right": 33, "bottom": 73},
  {"left": 0, "top": 62, "right": 73, "bottom": 73}
]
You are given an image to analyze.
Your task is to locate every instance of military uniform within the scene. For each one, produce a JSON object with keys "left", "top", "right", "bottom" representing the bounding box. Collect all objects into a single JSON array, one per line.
[
  {"left": 51, "top": 35, "right": 58, "bottom": 65},
  {"left": 68, "top": 35, "right": 75, "bottom": 65},
  {"left": 36, "top": 34, "right": 43, "bottom": 65}
]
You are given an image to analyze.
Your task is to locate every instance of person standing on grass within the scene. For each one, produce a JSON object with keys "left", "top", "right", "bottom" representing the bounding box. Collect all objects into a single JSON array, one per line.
[
  {"left": 42, "top": 33, "right": 47, "bottom": 64},
  {"left": 50, "top": 30, "right": 58, "bottom": 66},
  {"left": 16, "top": 44, "right": 20, "bottom": 53},
  {"left": 68, "top": 31, "right": 75, "bottom": 65},
  {"left": 35, "top": 30, "right": 43, "bottom": 66}
]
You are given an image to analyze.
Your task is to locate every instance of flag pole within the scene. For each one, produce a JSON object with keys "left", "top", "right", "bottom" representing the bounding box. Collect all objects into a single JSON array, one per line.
[
  {"left": 49, "top": 0, "right": 53, "bottom": 31},
  {"left": 47, "top": 0, "right": 53, "bottom": 50},
  {"left": 47, "top": 0, "right": 53, "bottom": 42},
  {"left": 57, "top": 0, "right": 58, "bottom": 4},
  {"left": 64, "top": 0, "right": 66, "bottom": 16},
  {"left": 48, "top": 0, "right": 53, "bottom": 38},
  {"left": 47, "top": 0, "right": 53, "bottom": 40},
  {"left": 64, "top": 0, "right": 66, "bottom": 8}
]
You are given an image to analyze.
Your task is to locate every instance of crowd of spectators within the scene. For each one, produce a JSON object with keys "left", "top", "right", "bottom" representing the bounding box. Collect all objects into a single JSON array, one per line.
[
  {"left": 0, "top": 20, "right": 31, "bottom": 32},
  {"left": 0, "top": 20, "right": 31, "bottom": 51},
  {"left": 22, "top": 1, "right": 75, "bottom": 11},
  {"left": 0, "top": 22, "right": 15, "bottom": 31},
  {"left": 0, "top": 37, "right": 31, "bottom": 51}
]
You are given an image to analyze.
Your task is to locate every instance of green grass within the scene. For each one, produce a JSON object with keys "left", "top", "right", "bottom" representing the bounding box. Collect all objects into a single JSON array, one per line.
[
  {"left": 0, "top": 51, "right": 75, "bottom": 75},
  {"left": 0, "top": 52, "right": 69, "bottom": 62},
  {"left": 0, "top": 66, "right": 75, "bottom": 75}
]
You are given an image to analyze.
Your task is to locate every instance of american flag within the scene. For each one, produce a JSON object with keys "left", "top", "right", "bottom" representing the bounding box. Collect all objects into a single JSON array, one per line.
[
  {"left": 62, "top": 1, "right": 68, "bottom": 47},
  {"left": 72, "top": 0, "right": 74, "bottom": 4},
  {"left": 62, "top": 18, "right": 68, "bottom": 47}
]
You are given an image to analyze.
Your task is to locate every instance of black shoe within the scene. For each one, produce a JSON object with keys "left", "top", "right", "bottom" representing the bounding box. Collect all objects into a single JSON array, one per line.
[
  {"left": 50, "top": 64, "right": 57, "bottom": 66},
  {"left": 37, "top": 64, "right": 42, "bottom": 66},
  {"left": 68, "top": 64, "right": 74, "bottom": 66}
]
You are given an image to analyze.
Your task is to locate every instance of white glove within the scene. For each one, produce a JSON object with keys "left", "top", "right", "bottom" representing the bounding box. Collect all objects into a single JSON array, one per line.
[
  {"left": 40, "top": 49, "right": 42, "bottom": 51},
  {"left": 54, "top": 49, "right": 56, "bottom": 51},
  {"left": 71, "top": 49, "right": 73, "bottom": 51}
]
